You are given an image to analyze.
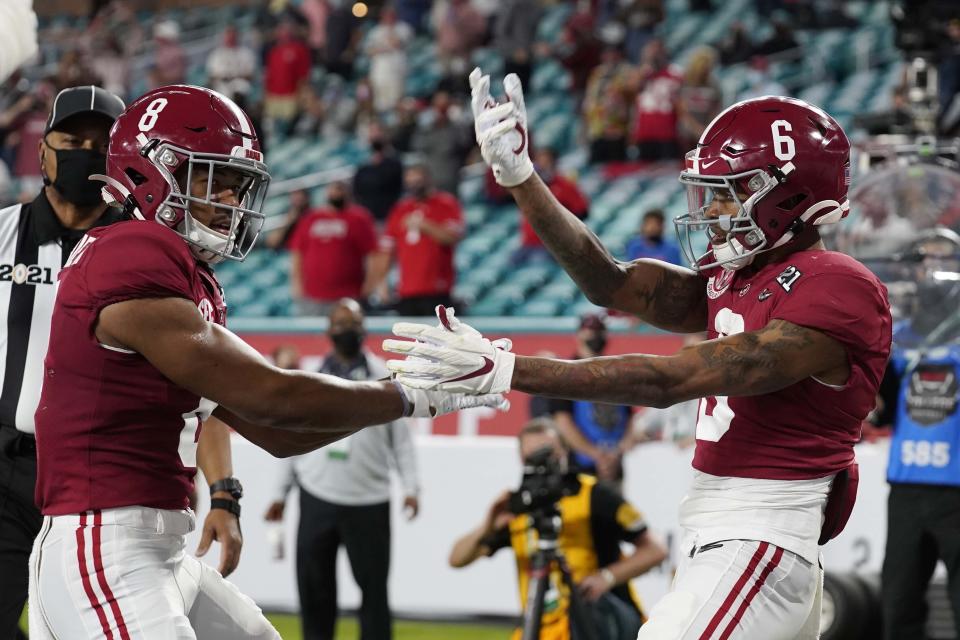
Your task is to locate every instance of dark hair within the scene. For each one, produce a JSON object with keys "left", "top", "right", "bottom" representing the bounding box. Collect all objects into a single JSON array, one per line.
[
  {"left": 518, "top": 417, "right": 561, "bottom": 442},
  {"left": 643, "top": 208, "right": 665, "bottom": 223}
]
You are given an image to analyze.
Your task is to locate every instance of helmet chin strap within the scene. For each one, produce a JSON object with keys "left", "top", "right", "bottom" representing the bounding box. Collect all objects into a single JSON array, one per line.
[{"left": 184, "top": 217, "right": 235, "bottom": 265}]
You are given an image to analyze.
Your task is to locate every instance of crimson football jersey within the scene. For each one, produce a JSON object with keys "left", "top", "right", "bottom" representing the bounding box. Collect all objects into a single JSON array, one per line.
[
  {"left": 693, "top": 250, "right": 891, "bottom": 480},
  {"left": 34, "top": 221, "right": 226, "bottom": 515}
]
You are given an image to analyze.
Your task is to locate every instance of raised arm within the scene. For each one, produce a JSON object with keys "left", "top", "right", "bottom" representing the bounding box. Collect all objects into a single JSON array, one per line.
[
  {"left": 508, "top": 175, "right": 708, "bottom": 332},
  {"left": 387, "top": 316, "right": 848, "bottom": 409},
  {"left": 96, "top": 297, "right": 498, "bottom": 443},
  {"left": 470, "top": 68, "right": 707, "bottom": 332},
  {"left": 512, "top": 319, "right": 848, "bottom": 407}
]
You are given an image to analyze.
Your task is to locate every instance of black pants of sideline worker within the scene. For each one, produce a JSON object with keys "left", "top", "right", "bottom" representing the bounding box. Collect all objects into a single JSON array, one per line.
[
  {"left": 297, "top": 490, "right": 392, "bottom": 640},
  {"left": 0, "top": 428, "right": 41, "bottom": 640},
  {"left": 882, "top": 483, "right": 960, "bottom": 640}
]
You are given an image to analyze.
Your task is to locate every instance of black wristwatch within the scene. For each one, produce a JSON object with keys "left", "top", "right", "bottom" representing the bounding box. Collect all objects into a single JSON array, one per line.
[{"left": 209, "top": 477, "right": 244, "bottom": 501}]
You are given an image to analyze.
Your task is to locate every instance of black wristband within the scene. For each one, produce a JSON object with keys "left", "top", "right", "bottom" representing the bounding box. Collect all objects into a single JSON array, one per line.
[
  {"left": 210, "top": 497, "right": 241, "bottom": 519},
  {"left": 209, "top": 477, "right": 243, "bottom": 501}
]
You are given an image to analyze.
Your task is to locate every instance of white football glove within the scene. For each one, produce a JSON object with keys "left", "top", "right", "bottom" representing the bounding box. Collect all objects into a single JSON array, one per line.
[
  {"left": 397, "top": 383, "right": 509, "bottom": 418},
  {"left": 470, "top": 67, "right": 534, "bottom": 188},
  {"left": 384, "top": 306, "right": 516, "bottom": 395}
]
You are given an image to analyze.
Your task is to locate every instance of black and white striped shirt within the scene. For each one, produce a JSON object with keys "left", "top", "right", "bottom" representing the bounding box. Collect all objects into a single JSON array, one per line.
[{"left": 0, "top": 191, "right": 121, "bottom": 434}]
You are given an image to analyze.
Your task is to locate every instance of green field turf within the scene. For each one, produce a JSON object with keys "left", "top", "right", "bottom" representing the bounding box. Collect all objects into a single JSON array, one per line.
[{"left": 21, "top": 609, "right": 513, "bottom": 639}]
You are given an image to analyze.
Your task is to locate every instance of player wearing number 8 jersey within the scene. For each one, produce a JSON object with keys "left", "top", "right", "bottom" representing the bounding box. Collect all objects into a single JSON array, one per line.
[
  {"left": 28, "top": 85, "right": 506, "bottom": 640},
  {"left": 385, "top": 82, "right": 892, "bottom": 639}
]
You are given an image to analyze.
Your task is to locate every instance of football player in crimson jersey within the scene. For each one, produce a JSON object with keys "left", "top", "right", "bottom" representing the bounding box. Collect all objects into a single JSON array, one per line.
[
  {"left": 28, "top": 85, "right": 504, "bottom": 640},
  {"left": 384, "top": 71, "right": 892, "bottom": 640}
]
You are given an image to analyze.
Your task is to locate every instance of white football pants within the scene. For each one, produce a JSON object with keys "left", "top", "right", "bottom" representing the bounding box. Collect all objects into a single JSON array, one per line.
[
  {"left": 28, "top": 507, "right": 279, "bottom": 640},
  {"left": 637, "top": 538, "right": 822, "bottom": 640}
]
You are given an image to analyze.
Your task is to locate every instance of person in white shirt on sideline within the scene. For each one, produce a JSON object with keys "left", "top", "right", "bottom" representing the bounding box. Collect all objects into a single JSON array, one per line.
[{"left": 264, "top": 298, "right": 420, "bottom": 640}]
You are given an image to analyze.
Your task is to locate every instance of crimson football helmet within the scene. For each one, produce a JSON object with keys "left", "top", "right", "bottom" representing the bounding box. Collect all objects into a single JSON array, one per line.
[
  {"left": 676, "top": 95, "right": 851, "bottom": 271},
  {"left": 97, "top": 85, "right": 270, "bottom": 263}
]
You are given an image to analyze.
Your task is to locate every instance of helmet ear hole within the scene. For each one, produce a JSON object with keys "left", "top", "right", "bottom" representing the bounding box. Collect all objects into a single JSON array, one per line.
[
  {"left": 776, "top": 193, "right": 807, "bottom": 211},
  {"left": 125, "top": 168, "right": 148, "bottom": 186}
]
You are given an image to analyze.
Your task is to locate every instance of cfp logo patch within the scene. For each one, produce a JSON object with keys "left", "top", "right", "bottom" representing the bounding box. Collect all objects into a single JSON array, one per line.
[
  {"left": 706, "top": 269, "right": 735, "bottom": 299},
  {"left": 0, "top": 263, "right": 55, "bottom": 286},
  {"left": 198, "top": 298, "right": 215, "bottom": 321}
]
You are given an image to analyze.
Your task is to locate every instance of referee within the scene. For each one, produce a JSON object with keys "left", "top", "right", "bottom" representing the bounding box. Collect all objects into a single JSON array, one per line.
[{"left": 0, "top": 85, "right": 125, "bottom": 638}]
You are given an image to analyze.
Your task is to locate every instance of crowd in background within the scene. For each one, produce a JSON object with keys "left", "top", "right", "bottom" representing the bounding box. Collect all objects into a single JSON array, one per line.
[{"left": 1, "top": 0, "right": 956, "bottom": 315}]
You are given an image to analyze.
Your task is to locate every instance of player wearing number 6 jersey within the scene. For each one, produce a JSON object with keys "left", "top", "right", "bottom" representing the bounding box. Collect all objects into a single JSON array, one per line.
[
  {"left": 384, "top": 75, "right": 892, "bottom": 639},
  {"left": 28, "top": 85, "right": 505, "bottom": 640}
]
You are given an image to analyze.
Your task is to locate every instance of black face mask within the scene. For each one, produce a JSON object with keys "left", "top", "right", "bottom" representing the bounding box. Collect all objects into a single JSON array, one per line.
[
  {"left": 371, "top": 139, "right": 386, "bottom": 153},
  {"left": 409, "top": 184, "right": 428, "bottom": 200},
  {"left": 329, "top": 197, "right": 346, "bottom": 210},
  {"left": 45, "top": 147, "right": 107, "bottom": 207},
  {"left": 647, "top": 234, "right": 663, "bottom": 245},
  {"left": 331, "top": 330, "right": 364, "bottom": 358},
  {"left": 585, "top": 335, "right": 607, "bottom": 354}
]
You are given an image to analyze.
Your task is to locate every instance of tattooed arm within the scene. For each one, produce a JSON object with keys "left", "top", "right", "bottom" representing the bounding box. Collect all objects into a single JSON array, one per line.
[
  {"left": 508, "top": 175, "right": 708, "bottom": 332},
  {"left": 511, "top": 319, "right": 849, "bottom": 408}
]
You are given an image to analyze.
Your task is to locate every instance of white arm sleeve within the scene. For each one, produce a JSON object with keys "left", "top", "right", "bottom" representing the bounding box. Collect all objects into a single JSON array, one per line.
[{"left": 0, "top": 1, "right": 38, "bottom": 85}]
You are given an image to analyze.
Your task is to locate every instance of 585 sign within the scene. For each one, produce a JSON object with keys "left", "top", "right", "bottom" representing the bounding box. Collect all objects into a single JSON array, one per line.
[{"left": 0, "top": 263, "right": 55, "bottom": 286}]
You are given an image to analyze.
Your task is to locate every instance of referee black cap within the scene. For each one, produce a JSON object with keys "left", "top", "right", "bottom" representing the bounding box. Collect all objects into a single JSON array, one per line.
[{"left": 45, "top": 85, "right": 125, "bottom": 135}]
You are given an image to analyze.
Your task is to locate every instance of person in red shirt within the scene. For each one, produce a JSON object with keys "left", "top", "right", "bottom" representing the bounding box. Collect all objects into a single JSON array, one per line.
[
  {"left": 513, "top": 147, "right": 590, "bottom": 266},
  {"left": 631, "top": 38, "right": 683, "bottom": 161},
  {"left": 372, "top": 163, "right": 464, "bottom": 316},
  {"left": 289, "top": 181, "right": 379, "bottom": 316},
  {"left": 264, "top": 20, "right": 312, "bottom": 136}
]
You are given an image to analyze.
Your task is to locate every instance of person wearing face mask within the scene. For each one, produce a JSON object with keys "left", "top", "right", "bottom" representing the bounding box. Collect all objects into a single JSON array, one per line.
[
  {"left": 288, "top": 180, "right": 380, "bottom": 316},
  {"left": 352, "top": 124, "right": 404, "bottom": 224},
  {"left": 370, "top": 163, "right": 464, "bottom": 316},
  {"left": 0, "top": 85, "right": 125, "bottom": 639},
  {"left": 545, "top": 314, "right": 635, "bottom": 488},
  {"left": 264, "top": 298, "right": 420, "bottom": 640},
  {"left": 624, "top": 208, "right": 682, "bottom": 265}
]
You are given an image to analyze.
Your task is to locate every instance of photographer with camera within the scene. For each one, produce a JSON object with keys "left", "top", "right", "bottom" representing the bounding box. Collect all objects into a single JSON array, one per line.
[{"left": 449, "top": 418, "right": 667, "bottom": 640}]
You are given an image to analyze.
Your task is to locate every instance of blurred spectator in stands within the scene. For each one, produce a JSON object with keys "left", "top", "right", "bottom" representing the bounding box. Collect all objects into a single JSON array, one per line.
[
  {"left": 614, "top": 0, "right": 664, "bottom": 63},
  {"left": 89, "top": 35, "right": 129, "bottom": 99},
  {"left": 9, "top": 82, "right": 54, "bottom": 189},
  {"left": 324, "top": 1, "right": 362, "bottom": 78},
  {"left": 299, "top": 0, "right": 330, "bottom": 59},
  {"left": 289, "top": 181, "right": 379, "bottom": 316},
  {"left": 366, "top": 6, "right": 414, "bottom": 114},
  {"left": 751, "top": 17, "right": 799, "bottom": 57},
  {"left": 372, "top": 164, "right": 464, "bottom": 316},
  {"left": 548, "top": 314, "right": 633, "bottom": 485},
  {"left": 354, "top": 124, "right": 404, "bottom": 225},
  {"left": 676, "top": 46, "right": 722, "bottom": 153},
  {"left": 494, "top": 0, "right": 544, "bottom": 94},
  {"left": 0, "top": 82, "right": 43, "bottom": 174},
  {"left": 148, "top": 21, "right": 187, "bottom": 90},
  {"left": 292, "top": 84, "right": 326, "bottom": 137},
  {"left": 271, "top": 344, "right": 302, "bottom": 370},
  {"left": 512, "top": 148, "right": 590, "bottom": 266},
  {"left": 433, "top": 0, "right": 487, "bottom": 91},
  {"left": 389, "top": 97, "right": 419, "bottom": 154},
  {"left": 350, "top": 78, "right": 379, "bottom": 142},
  {"left": 264, "top": 20, "right": 312, "bottom": 138},
  {"left": 411, "top": 90, "right": 473, "bottom": 194},
  {"left": 718, "top": 21, "right": 753, "bottom": 65},
  {"left": 939, "top": 19, "right": 960, "bottom": 133},
  {"left": 631, "top": 38, "right": 682, "bottom": 161},
  {"left": 737, "top": 56, "right": 786, "bottom": 101},
  {"left": 396, "top": 0, "right": 433, "bottom": 33},
  {"left": 52, "top": 49, "right": 99, "bottom": 92},
  {"left": 553, "top": 0, "right": 602, "bottom": 102},
  {"left": 583, "top": 43, "right": 635, "bottom": 164},
  {"left": 266, "top": 298, "right": 419, "bottom": 640},
  {"left": 625, "top": 209, "right": 682, "bottom": 265},
  {"left": 266, "top": 188, "right": 314, "bottom": 251},
  {"left": 207, "top": 26, "right": 257, "bottom": 106}
]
